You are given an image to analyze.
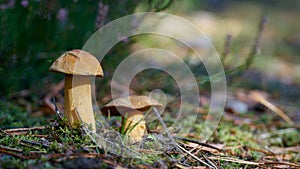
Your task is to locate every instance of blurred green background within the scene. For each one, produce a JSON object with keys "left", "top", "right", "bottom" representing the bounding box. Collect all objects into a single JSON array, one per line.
[{"left": 0, "top": 0, "right": 174, "bottom": 97}]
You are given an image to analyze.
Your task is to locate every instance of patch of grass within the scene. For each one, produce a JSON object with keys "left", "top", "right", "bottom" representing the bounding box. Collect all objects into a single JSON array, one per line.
[
  {"left": 0, "top": 102, "right": 49, "bottom": 128},
  {"left": 220, "top": 162, "right": 245, "bottom": 169},
  {"left": 1, "top": 112, "right": 299, "bottom": 168},
  {"left": 0, "top": 118, "right": 99, "bottom": 168}
]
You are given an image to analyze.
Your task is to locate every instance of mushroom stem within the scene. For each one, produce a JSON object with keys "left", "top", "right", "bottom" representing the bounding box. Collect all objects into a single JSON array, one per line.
[
  {"left": 64, "top": 75, "right": 96, "bottom": 132},
  {"left": 122, "top": 111, "right": 147, "bottom": 142}
]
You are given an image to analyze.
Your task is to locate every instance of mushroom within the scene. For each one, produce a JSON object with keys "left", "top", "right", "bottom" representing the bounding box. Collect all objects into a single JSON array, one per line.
[
  {"left": 101, "top": 95, "right": 162, "bottom": 142},
  {"left": 50, "top": 49, "right": 103, "bottom": 132}
]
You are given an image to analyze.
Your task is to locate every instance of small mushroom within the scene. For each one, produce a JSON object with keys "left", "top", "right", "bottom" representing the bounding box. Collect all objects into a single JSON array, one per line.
[
  {"left": 101, "top": 95, "right": 162, "bottom": 142},
  {"left": 50, "top": 49, "right": 103, "bottom": 132}
]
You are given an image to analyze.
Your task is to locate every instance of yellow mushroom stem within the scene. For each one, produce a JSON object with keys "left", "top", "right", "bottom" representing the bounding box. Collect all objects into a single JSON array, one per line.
[
  {"left": 64, "top": 75, "right": 96, "bottom": 132},
  {"left": 122, "top": 111, "right": 147, "bottom": 142}
]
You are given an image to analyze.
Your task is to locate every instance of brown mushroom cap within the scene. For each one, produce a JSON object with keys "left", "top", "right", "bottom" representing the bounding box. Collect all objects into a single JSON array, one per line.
[
  {"left": 49, "top": 49, "right": 103, "bottom": 76},
  {"left": 101, "top": 95, "right": 163, "bottom": 116}
]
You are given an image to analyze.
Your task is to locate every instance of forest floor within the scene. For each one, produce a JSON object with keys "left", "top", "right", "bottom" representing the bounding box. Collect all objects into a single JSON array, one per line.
[{"left": 1, "top": 1, "right": 300, "bottom": 169}]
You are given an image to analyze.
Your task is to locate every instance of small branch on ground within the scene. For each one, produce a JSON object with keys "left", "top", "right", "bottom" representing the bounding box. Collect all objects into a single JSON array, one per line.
[
  {"left": 249, "top": 91, "right": 294, "bottom": 125},
  {"left": 4, "top": 126, "right": 46, "bottom": 135}
]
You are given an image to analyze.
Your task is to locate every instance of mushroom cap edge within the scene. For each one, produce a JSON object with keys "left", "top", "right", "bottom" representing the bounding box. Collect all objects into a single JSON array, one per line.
[{"left": 49, "top": 49, "right": 103, "bottom": 77}]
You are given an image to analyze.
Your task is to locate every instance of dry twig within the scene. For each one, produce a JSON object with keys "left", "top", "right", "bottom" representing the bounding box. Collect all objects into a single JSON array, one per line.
[
  {"left": 43, "top": 80, "right": 64, "bottom": 114},
  {"left": 250, "top": 91, "right": 294, "bottom": 125},
  {"left": 4, "top": 126, "right": 46, "bottom": 135}
]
